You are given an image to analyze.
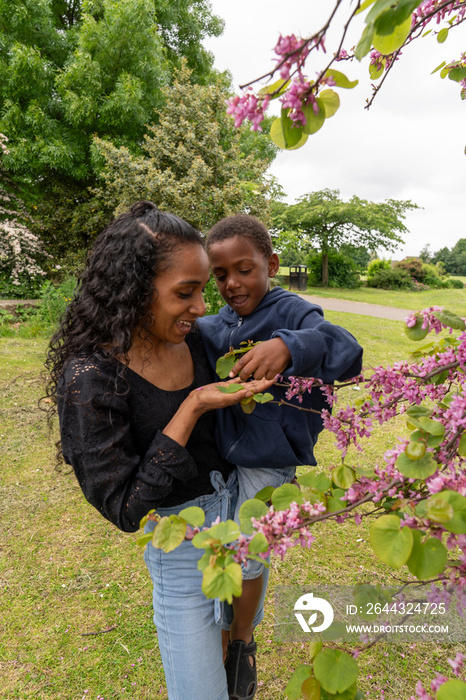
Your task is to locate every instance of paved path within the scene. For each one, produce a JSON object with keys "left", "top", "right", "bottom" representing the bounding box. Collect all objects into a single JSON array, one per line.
[{"left": 297, "top": 294, "right": 408, "bottom": 322}]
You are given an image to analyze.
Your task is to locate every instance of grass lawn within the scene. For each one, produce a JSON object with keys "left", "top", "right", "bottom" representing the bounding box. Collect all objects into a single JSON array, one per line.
[
  {"left": 299, "top": 286, "right": 466, "bottom": 317},
  {"left": 1, "top": 317, "right": 462, "bottom": 699}
]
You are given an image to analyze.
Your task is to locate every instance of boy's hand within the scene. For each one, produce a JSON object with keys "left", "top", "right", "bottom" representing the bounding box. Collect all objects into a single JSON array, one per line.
[{"left": 229, "top": 338, "right": 291, "bottom": 381}]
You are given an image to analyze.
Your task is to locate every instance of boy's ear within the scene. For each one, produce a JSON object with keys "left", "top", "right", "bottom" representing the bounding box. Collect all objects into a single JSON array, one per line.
[{"left": 268, "top": 253, "right": 280, "bottom": 278}]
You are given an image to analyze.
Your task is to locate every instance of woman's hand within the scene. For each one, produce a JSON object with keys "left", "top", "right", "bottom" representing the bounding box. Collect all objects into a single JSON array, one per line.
[
  {"left": 190, "top": 376, "right": 277, "bottom": 413},
  {"left": 162, "top": 376, "right": 276, "bottom": 447}
]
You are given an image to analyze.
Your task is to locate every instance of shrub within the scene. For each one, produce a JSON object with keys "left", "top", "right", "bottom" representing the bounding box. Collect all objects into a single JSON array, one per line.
[
  {"left": 0, "top": 181, "right": 49, "bottom": 297},
  {"left": 366, "top": 258, "right": 391, "bottom": 283},
  {"left": 37, "top": 277, "right": 79, "bottom": 328},
  {"left": 306, "top": 250, "right": 361, "bottom": 288},
  {"left": 445, "top": 277, "right": 464, "bottom": 289},
  {"left": 203, "top": 276, "right": 224, "bottom": 316},
  {"left": 366, "top": 267, "right": 412, "bottom": 290},
  {"left": 0, "top": 271, "right": 44, "bottom": 299},
  {"left": 419, "top": 262, "right": 444, "bottom": 289},
  {"left": 394, "top": 257, "right": 425, "bottom": 281}
]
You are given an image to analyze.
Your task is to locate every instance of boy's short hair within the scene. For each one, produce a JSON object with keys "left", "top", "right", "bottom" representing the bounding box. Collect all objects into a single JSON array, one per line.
[{"left": 206, "top": 214, "right": 273, "bottom": 258}]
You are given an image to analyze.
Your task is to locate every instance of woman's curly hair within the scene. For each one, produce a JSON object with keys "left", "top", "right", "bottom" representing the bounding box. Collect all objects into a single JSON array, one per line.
[{"left": 44, "top": 201, "right": 203, "bottom": 413}]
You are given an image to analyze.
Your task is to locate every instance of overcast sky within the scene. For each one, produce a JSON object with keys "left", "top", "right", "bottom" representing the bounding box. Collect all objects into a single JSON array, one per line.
[{"left": 204, "top": 1, "right": 466, "bottom": 259}]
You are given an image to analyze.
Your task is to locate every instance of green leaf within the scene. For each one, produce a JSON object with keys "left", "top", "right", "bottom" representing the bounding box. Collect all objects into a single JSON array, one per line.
[
  {"left": 356, "top": 0, "right": 377, "bottom": 15},
  {"left": 324, "top": 69, "right": 359, "bottom": 89},
  {"left": 373, "top": 14, "right": 412, "bottom": 53},
  {"left": 151, "top": 515, "right": 187, "bottom": 553},
  {"left": 217, "top": 383, "right": 244, "bottom": 394},
  {"left": 433, "top": 309, "right": 466, "bottom": 330},
  {"left": 458, "top": 433, "right": 466, "bottom": 457},
  {"left": 239, "top": 498, "right": 269, "bottom": 535},
  {"left": 427, "top": 491, "right": 466, "bottom": 534},
  {"left": 254, "top": 485, "right": 275, "bottom": 503},
  {"left": 178, "top": 506, "right": 205, "bottom": 527},
  {"left": 425, "top": 496, "right": 455, "bottom": 524},
  {"left": 407, "top": 530, "right": 448, "bottom": 578},
  {"left": 436, "top": 679, "right": 466, "bottom": 699},
  {"left": 192, "top": 519, "right": 241, "bottom": 548},
  {"left": 282, "top": 108, "right": 307, "bottom": 147},
  {"left": 321, "top": 681, "right": 359, "bottom": 699},
  {"left": 370, "top": 515, "right": 414, "bottom": 567},
  {"left": 437, "top": 27, "right": 449, "bottom": 43},
  {"left": 271, "top": 483, "right": 303, "bottom": 510},
  {"left": 258, "top": 78, "right": 290, "bottom": 99},
  {"left": 319, "top": 89, "right": 340, "bottom": 117},
  {"left": 253, "top": 391, "right": 274, "bottom": 404},
  {"left": 309, "top": 639, "right": 323, "bottom": 660},
  {"left": 354, "top": 583, "right": 391, "bottom": 618},
  {"left": 405, "top": 316, "right": 428, "bottom": 341},
  {"left": 216, "top": 354, "right": 236, "bottom": 379},
  {"left": 355, "top": 23, "right": 375, "bottom": 60},
  {"left": 313, "top": 648, "right": 358, "bottom": 695},
  {"left": 298, "top": 471, "right": 332, "bottom": 491},
  {"left": 372, "top": 1, "right": 421, "bottom": 36},
  {"left": 301, "top": 677, "right": 321, "bottom": 700},
  {"left": 405, "top": 441, "right": 426, "bottom": 460},
  {"left": 202, "top": 561, "right": 242, "bottom": 603},
  {"left": 302, "top": 98, "right": 326, "bottom": 135},
  {"left": 139, "top": 509, "right": 156, "bottom": 529},
  {"left": 248, "top": 532, "right": 269, "bottom": 555},
  {"left": 240, "top": 397, "right": 256, "bottom": 414},
  {"left": 270, "top": 116, "right": 309, "bottom": 150},
  {"left": 369, "top": 61, "right": 385, "bottom": 79},
  {"left": 396, "top": 451, "right": 437, "bottom": 479},
  {"left": 321, "top": 621, "right": 347, "bottom": 641},
  {"left": 418, "top": 417, "right": 445, "bottom": 436},
  {"left": 136, "top": 532, "right": 153, "bottom": 548},
  {"left": 331, "top": 465, "right": 356, "bottom": 489},
  {"left": 406, "top": 405, "right": 432, "bottom": 418},
  {"left": 449, "top": 66, "right": 466, "bottom": 83},
  {"left": 285, "top": 664, "right": 314, "bottom": 700},
  {"left": 327, "top": 497, "right": 346, "bottom": 513}
]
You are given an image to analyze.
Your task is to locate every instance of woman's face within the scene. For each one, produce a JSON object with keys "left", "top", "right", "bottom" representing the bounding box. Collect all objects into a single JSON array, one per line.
[{"left": 148, "top": 243, "right": 209, "bottom": 346}]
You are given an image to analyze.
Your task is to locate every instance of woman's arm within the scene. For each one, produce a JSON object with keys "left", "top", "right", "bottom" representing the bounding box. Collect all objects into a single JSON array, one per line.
[
  {"left": 162, "top": 377, "right": 275, "bottom": 446},
  {"left": 58, "top": 358, "right": 274, "bottom": 532}
]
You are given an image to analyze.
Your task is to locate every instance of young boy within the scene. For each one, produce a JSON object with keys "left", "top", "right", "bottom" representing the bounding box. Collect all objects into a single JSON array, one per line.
[{"left": 197, "top": 214, "right": 363, "bottom": 700}]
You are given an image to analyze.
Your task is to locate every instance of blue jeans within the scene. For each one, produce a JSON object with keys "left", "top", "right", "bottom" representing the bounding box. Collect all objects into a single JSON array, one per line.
[{"left": 143, "top": 470, "right": 266, "bottom": 700}]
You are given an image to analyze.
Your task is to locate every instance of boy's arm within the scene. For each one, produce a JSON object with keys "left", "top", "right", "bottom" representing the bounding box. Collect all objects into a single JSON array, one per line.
[
  {"left": 230, "top": 304, "right": 363, "bottom": 383},
  {"left": 228, "top": 337, "right": 291, "bottom": 380}
]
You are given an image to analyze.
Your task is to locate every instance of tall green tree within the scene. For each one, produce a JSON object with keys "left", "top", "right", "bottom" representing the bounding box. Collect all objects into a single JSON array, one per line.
[
  {"left": 270, "top": 189, "right": 418, "bottom": 286},
  {"left": 91, "top": 63, "right": 277, "bottom": 232},
  {"left": 0, "top": 0, "right": 224, "bottom": 253},
  {"left": 0, "top": 0, "right": 222, "bottom": 181}
]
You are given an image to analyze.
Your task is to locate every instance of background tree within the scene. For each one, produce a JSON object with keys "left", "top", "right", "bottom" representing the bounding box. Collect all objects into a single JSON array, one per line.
[
  {"left": 432, "top": 238, "right": 466, "bottom": 275},
  {"left": 91, "top": 63, "right": 277, "bottom": 232},
  {"left": 270, "top": 189, "right": 417, "bottom": 286},
  {"left": 0, "top": 0, "right": 224, "bottom": 254}
]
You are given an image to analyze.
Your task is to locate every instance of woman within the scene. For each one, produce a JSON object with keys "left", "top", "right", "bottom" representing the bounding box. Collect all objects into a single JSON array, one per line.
[{"left": 45, "top": 201, "right": 273, "bottom": 700}]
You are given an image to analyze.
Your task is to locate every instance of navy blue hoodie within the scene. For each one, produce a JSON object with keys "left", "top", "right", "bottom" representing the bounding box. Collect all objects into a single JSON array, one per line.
[{"left": 198, "top": 287, "right": 363, "bottom": 468}]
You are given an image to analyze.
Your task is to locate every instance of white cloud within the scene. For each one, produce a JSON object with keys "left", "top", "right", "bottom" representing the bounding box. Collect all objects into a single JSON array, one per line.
[{"left": 205, "top": 0, "right": 466, "bottom": 258}]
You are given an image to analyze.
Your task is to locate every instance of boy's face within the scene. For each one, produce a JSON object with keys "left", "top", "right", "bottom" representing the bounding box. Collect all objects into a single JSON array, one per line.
[{"left": 208, "top": 235, "right": 279, "bottom": 316}]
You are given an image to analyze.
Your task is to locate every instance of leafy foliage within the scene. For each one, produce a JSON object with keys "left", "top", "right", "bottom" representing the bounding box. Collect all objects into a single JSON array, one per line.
[
  {"left": 92, "top": 63, "right": 276, "bottom": 231},
  {"left": 306, "top": 250, "right": 361, "bottom": 289},
  {"left": 271, "top": 189, "right": 417, "bottom": 287}
]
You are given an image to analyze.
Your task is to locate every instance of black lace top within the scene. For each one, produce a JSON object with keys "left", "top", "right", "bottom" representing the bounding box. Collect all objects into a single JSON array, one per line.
[{"left": 57, "top": 330, "right": 233, "bottom": 532}]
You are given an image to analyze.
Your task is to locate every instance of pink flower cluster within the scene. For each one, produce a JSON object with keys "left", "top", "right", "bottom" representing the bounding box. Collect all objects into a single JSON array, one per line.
[
  {"left": 225, "top": 92, "right": 270, "bottom": 131},
  {"left": 405, "top": 306, "right": 454, "bottom": 334},
  {"left": 251, "top": 500, "right": 325, "bottom": 559}
]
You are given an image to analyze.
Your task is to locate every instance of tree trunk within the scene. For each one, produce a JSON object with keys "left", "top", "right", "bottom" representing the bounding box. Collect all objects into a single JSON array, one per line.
[{"left": 322, "top": 250, "right": 329, "bottom": 287}]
